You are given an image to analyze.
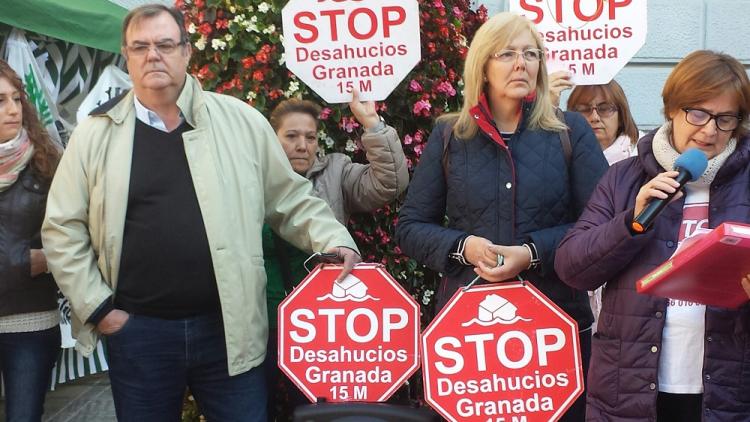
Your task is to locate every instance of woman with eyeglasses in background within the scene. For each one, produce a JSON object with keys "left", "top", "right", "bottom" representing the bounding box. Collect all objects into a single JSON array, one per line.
[
  {"left": 555, "top": 50, "right": 750, "bottom": 421},
  {"left": 567, "top": 80, "right": 641, "bottom": 164},
  {"left": 0, "top": 59, "right": 61, "bottom": 422},
  {"left": 396, "top": 12, "right": 608, "bottom": 421},
  {"left": 565, "top": 81, "right": 642, "bottom": 331}
]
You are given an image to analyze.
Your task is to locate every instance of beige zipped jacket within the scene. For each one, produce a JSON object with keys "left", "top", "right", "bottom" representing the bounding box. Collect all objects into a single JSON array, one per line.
[{"left": 42, "top": 76, "right": 358, "bottom": 376}]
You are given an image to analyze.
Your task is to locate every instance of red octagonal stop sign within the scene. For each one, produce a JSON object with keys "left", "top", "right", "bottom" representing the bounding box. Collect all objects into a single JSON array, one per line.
[
  {"left": 278, "top": 263, "right": 420, "bottom": 402},
  {"left": 421, "top": 282, "right": 583, "bottom": 422}
]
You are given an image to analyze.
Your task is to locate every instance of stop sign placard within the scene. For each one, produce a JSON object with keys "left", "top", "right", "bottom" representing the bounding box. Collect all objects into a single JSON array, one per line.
[
  {"left": 281, "top": 0, "right": 420, "bottom": 103},
  {"left": 278, "top": 264, "right": 420, "bottom": 402},
  {"left": 421, "top": 282, "right": 583, "bottom": 422},
  {"left": 510, "top": 0, "right": 647, "bottom": 85}
]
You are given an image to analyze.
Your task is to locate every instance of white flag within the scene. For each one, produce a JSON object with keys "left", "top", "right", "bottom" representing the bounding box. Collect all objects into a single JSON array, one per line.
[
  {"left": 76, "top": 64, "right": 132, "bottom": 124},
  {"left": 4, "top": 29, "right": 64, "bottom": 145}
]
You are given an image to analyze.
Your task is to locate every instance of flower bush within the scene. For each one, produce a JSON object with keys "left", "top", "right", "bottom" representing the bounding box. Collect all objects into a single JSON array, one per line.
[{"left": 178, "top": 0, "right": 487, "bottom": 420}]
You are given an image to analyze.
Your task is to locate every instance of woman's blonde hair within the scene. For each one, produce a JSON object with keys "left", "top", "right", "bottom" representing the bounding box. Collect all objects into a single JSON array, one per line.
[{"left": 441, "top": 12, "right": 566, "bottom": 139}]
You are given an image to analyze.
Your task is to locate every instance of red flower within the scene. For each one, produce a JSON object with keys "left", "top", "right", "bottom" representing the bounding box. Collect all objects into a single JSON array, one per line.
[
  {"left": 268, "top": 89, "right": 283, "bottom": 100},
  {"left": 241, "top": 57, "right": 255, "bottom": 69},
  {"left": 198, "top": 23, "right": 212, "bottom": 36},
  {"left": 255, "top": 46, "right": 272, "bottom": 64},
  {"left": 197, "top": 64, "right": 214, "bottom": 81},
  {"left": 215, "top": 19, "right": 229, "bottom": 30},
  {"left": 252, "top": 70, "right": 264, "bottom": 81}
]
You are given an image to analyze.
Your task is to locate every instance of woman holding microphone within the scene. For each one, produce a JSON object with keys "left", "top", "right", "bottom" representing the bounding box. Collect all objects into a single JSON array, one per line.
[{"left": 555, "top": 50, "right": 750, "bottom": 421}]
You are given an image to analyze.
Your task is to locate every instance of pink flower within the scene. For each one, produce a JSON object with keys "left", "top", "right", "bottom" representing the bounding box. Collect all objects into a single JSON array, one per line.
[
  {"left": 436, "top": 81, "right": 457, "bottom": 97},
  {"left": 412, "top": 99, "right": 432, "bottom": 116},
  {"left": 408, "top": 79, "right": 423, "bottom": 92},
  {"left": 414, "top": 130, "right": 424, "bottom": 142},
  {"left": 319, "top": 107, "right": 332, "bottom": 119},
  {"left": 453, "top": 6, "right": 464, "bottom": 19},
  {"left": 403, "top": 134, "right": 413, "bottom": 145},
  {"left": 339, "top": 116, "right": 360, "bottom": 133},
  {"left": 414, "top": 144, "right": 424, "bottom": 156}
]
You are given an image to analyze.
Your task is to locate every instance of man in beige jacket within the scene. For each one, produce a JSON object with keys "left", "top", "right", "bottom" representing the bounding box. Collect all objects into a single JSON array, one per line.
[{"left": 41, "top": 4, "right": 359, "bottom": 422}]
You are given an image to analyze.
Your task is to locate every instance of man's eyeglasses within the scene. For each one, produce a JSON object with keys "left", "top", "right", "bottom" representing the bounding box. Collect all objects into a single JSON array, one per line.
[
  {"left": 682, "top": 108, "right": 742, "bottom": 132},
  {"left": 125, "top": 40, "right": 185, "bottom": 56},
  {"left": 573, "top": 103, "right": 618, "bottom": 118},
  {"left": 490, "top": 49, "right": 543, "bottom": 63}
]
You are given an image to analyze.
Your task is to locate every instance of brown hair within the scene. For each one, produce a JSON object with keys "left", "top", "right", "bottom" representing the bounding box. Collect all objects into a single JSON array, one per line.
[
  {"left": 269, "top": 99, "right": 322, "bottom": 132},
  {"left": 567, "top": 80, "right": 640, "bottom": 145},
  {"left": 662, "top": 50, "right": 750, "bottom": 139},
  {"left": 439, "top": 12, "right": 566, "bottom": 140},
  {"left": 0, "top": 60, "right": 60, "bottom": 181},
  {"left": 122, "top": 4, "right": 188, "bottom": 46}
]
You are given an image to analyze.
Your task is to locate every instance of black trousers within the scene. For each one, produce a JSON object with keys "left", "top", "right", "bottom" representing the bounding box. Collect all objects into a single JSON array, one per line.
[{"left": 657, "top": 392, "right": 702, "bottom": 422}]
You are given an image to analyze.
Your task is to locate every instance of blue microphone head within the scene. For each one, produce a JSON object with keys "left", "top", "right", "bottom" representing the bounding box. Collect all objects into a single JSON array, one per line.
[{"left": 674, "top": 148, "right": 708, "bottom": 182}]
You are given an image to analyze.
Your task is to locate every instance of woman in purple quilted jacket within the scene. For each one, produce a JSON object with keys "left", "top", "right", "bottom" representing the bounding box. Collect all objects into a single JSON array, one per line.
[{"left": 555, "top": 50, "right": 750, "bottom": 422}]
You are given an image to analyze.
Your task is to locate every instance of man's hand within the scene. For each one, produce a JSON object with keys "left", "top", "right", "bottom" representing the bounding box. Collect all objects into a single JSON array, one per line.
[
  {"left": 348, "top": 89, "right": 380, "bottom": 130},
  {"left": 473, "top": 245, "right": 531, "bottom": 283},
  {"left": 30, "top": 249, "right": 48, "bottom": 277},
  {"left": 324, "top": 247, "right": 362, "bottom": 282},
  {"left": 97, "top": 309, "right": 130, "bottom": 336},
  {"left": 742, "top": 275, "right": 750, "bottom": 299}
]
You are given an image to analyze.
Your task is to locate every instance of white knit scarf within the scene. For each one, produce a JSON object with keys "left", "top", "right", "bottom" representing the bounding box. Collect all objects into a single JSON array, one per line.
[
  {"left": 651, "top": 123, "right": 735, "bottom": 187},
  {"left": 0, "top": 128, "right": 34, "bottom": 192}
]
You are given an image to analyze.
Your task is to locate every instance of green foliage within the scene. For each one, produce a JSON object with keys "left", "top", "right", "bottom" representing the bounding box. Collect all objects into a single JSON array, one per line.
[{"left": 177, "top": 0, "right": 487, "bottom": 419}]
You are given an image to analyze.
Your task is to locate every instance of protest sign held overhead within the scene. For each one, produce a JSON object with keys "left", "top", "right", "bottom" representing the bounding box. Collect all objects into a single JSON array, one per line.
[
  {"left": 421, "top": 282, "right": 584, "bottom": 422},
  {"left": 278, "top": 264, "right": 420, "bottom": 403},
  {"left": 281, "top": 0, "right": 421, "bottom": 103},
  {"left": 510, "top": 0, "right": 647, "bottom": 85}
]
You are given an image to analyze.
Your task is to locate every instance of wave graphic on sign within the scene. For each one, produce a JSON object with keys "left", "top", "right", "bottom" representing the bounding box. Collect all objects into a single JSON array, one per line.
[
  {"left": 461, "top": 294, "right": 531, "bottom": 326},
  {"left": 316, "top": 274, "right": 380, "bottom": 302}
]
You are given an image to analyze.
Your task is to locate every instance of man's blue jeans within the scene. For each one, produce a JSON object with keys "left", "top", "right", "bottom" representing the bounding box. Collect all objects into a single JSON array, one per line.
[
  {"left": 105, "top": 313, "right": 266, "bottom": 422},
  {"left": 0, "top": 326, "right": 61, "bottom": 422}
]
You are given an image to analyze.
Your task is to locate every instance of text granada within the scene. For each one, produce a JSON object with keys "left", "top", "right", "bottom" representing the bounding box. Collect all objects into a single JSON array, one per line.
[{"left": 312, "top": 61, "right": 393, "bottom": 80}]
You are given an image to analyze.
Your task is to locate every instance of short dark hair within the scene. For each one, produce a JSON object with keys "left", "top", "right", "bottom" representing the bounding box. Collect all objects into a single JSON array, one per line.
[
  {"left": 269, "top": 99, "right": 322, "bottom": 132},
  {"left": 122, "top": 4, "right": 188, "bottom": 46}
]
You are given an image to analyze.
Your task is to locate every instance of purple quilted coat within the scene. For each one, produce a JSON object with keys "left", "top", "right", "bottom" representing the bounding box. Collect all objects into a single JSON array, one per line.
[{"left": 555, "top": 131, "right": 750, "bottom": 421}]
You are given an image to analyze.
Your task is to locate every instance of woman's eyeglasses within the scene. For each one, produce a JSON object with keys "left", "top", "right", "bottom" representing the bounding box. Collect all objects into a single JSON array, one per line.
[
  {"left": 573, "top": 103, "right": 618, "bottom": 118},
  {"left": 490, "top": 49, "right": 543, "bottom": 63},
  {"left": 682, "top": 108, "right": 741, "bottom": 132}
]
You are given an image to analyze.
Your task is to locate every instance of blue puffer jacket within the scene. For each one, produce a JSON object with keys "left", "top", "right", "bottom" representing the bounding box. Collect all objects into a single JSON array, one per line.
[
  {"left": 555, "top": 131, "right": 750, "bottom": 421},
  {"left": 395, "top": 97, "right": 608, "bottom": 327}
]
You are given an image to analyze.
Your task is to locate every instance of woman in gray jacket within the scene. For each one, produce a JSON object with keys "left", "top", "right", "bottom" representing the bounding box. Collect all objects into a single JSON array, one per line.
[
  {"left": 263, "top": 90, "right": 408, "bottom": 419},
  {"left": 269, "top": 91, "right": 408, "bottom": 224}
]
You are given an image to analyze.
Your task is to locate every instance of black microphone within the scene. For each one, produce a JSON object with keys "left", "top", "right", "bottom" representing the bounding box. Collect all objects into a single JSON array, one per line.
[{"left": 631, "top": 148, "right": 708, "bottom": 233}]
